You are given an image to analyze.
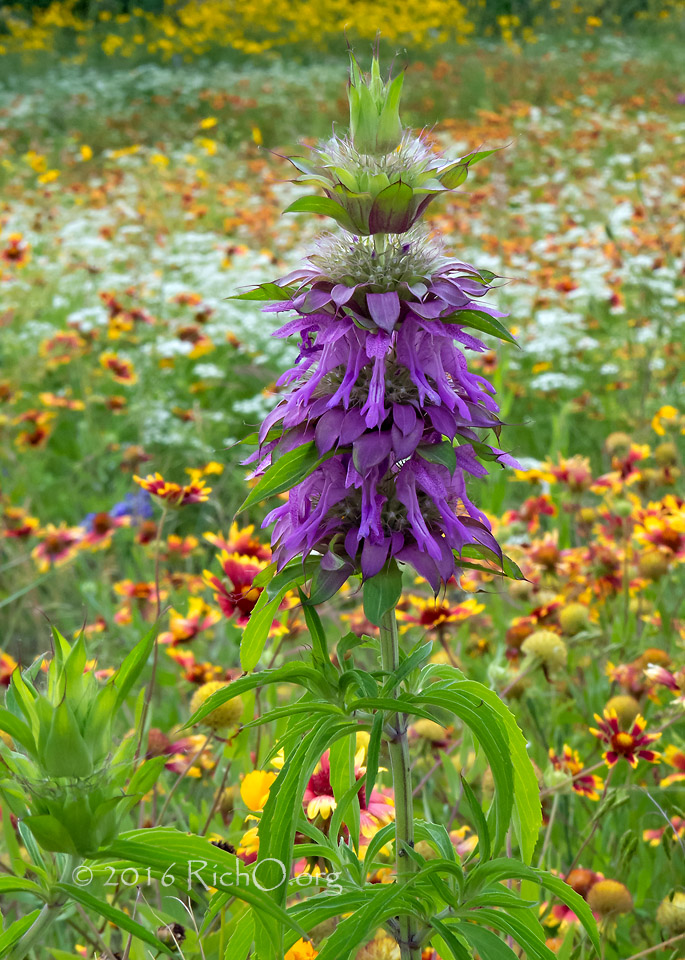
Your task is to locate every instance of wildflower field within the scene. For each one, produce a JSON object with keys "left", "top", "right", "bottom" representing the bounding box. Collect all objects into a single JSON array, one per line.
[{"left": 0, "top": 7, "right": 684, "bottom": 960}]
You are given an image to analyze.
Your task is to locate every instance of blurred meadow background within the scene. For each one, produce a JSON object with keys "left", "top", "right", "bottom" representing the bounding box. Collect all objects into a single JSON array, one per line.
[{"left": 0, "top": 1, "right": 685, "bottom": 956}]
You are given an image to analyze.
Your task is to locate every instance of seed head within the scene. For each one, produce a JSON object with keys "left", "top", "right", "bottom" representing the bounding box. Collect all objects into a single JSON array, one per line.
[{"left": 190, "top": 680, "right": 243, "bottom": 731}]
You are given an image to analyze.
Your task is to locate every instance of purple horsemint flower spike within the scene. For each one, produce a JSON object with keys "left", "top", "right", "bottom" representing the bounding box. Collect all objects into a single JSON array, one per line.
[{"left": 233, "top": 62, "right": 520, "bottom": 600}]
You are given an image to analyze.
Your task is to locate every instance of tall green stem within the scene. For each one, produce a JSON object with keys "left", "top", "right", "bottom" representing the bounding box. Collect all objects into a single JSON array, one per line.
[
  {"left": 380, "top": 608, "right": 422, "bottom": 960},
  {"left": 10, "top": 855, "right": 78, "bottom": 960}
]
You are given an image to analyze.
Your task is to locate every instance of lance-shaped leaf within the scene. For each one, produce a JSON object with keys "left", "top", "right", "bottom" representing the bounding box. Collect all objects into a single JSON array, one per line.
[{"left": 239, "top": 442, "right": 330, "bottom": 512}]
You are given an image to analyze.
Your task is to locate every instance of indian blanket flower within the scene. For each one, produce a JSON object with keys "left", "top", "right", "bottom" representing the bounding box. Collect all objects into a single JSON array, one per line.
[
  {"left": 238, "top": 53, "right": 519, "bottom": 594},
  {"left": 203, "top": 551, "right": 270, "bottom": 623},
  {"left": 589, "top": 709, "right": 661, "bottom": 768},
  {"left": 134, "top": 471, "right": 211, "bottom": 506},
  {"left": 659, "top": 745, "right": 685, "bottom": 787},
  {"left": 644, "top": 663, "right": 685, "bottom": 706},
  {"left": 397, "top": 594, "right": 485, "bottom": 632},
  {"left": 204, "top": 523, "right": 271, "bottom": 561},
  {"left": 549, "top": 745, "right": 604, "bottom": 801},
  {"left": 99, "top": 350, "right": 137, "bottom": 385},
  {"left": 303, "top": 749, "right": 394, "bottom": 840},
  {"left": 0, "top": 652, "right": 18, "bottom": 686},
  {"left": 32, "top": 523, "right": 83, "bottom": 571},
  {"left": 79, "top": 510, "right": 130, "bottom": 550},
  {"left": 158, "top": 598, "right": 221, "bottom": 646}
]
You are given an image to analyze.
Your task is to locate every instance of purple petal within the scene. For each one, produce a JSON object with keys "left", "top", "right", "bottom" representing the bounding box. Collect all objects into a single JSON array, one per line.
[
  {"left": 331, "top": 284, "right": 357, "bottom": 306},
  {"left": 392, "top": 419, "right": 424, "bottom": 460},
  {"left": 367, "top": 291, "right": 400, "bottom": 333},
  {"left": 339, "top": 408, "right": 367, "bottom": 445},
  {"left": 361, "top": 537, "right": 391, "bottom": 578},
  {"left": 315, "top": 408, "right": 345, "bottom": 455},
  {"left": 393, "top": 403, "right": 417, "bottom": 436},
  {"left": 352, "top": 432, "right": 392, "bottom": 472},
  {"left": 396, "top": 545, "right": 441, "bottom": 594}
]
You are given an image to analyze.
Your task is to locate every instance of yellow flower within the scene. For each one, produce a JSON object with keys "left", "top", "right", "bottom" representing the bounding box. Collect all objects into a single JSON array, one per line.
[
  {"left": 252, "top": 126, "right": 263, "bottom": 146},
  {"left": 651, "top": 405, "right": 680, "bottom": 436},
  {"left": 200, "top": 116, "right": 218, "bottom": 129},
  {"left": 285, "top": 938, "right": 318, "bottom": 959},
  {"left": 240, "top": 770, "right": 277, "bottom": 812},
  {"left": 38, "top": 169, "right": 60, "bottom": 184},
  {"left": 237, "top": 826, "right": 259, "bottom": 859},
  {"left": 195, "top": 137, "right": 217, "bottom": 156}
]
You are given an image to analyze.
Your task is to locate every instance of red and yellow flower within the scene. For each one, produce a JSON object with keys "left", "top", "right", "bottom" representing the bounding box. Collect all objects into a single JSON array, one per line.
[
  {"left": 549, "top": 744, "right": 604, "bottom": 801},
  {"left": 134, "top": 472, "right": 211, "bottom": 506},
  {"left": 158, "top": 598, "right": 221, "bottom": 646},
  {"left": 32, "top": 524, "right": 83, "bottom": 571},
  {"left": 99, "top": 351, "right": 137, "bottom": 385},
  {"left": 204, "top": 523, "right": 271, "bottom": 561},
  {"left": 589, "top": 709, "right": 661, "bottom": 768},
  {"left": 659, "top": 745, "right": 685, "bottom": 787}
]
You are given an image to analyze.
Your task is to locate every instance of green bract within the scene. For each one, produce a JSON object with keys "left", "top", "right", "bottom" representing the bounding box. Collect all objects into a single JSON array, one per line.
[
  {"left": 0, "top": 627, "right": 155, "bottom": 855},
  {"left": 286, "top": 137, "right": 497, "bottom": 236},
  {"left": 348, "top": 52, "right": 403, "bottom": 156}
]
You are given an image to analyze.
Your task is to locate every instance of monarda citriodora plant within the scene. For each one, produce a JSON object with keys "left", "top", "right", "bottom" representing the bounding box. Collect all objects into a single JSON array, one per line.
[
  {"left": 190, "top": 52, "right": 600, "bottom": 959},
  {"left": 0, "top": 52, "right": 601, "bottom": 960}
]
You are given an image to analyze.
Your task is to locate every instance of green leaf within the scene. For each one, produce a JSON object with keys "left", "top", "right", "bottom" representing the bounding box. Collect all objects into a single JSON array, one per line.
[
  {"left": 502, "top": 553, "right": 525, "bottom": 580},
  {"left": 380, "top": 642, "right": 432, "bottom": 696},
  {"left": 315, "top": 883, "right": 414, "bottom": 960},
  {"left": 56, "top": 884, "right": 175, "bottom": 955},
  {"left": 282, "top": 196, "right": 355, "bottom": 231},
  {"left": 439, "top": 163, "right": 469, "bottom": 190},
  {"left": 456, "top": 909, "right": 553, "bottom": 960},
  {"left": 445, "top": 309, "right": 517, "bottom": 345},
  {"left": 239, "top": 442, "right": 328, "bottom": 512},
  {"left": 361, "top": 821, "right": 396, "bottom": 869},
  {"left": 43, "top": 699, "right": 92, "bottom": 778},
  {"left": 0, "top": 708, "right": 35, "bottom": 754},
  {"left": 22, "top": 815, "right": 79, "bottom": 855},
  {"left": 328, "top": 770, "right": 364, "bottom": 848},
  {"left": 185, "top": 662, "right": 326, "bottom": 727},
  {"left": 465, "top": 860, "right": 600, "bottom": 954},
  {"left": 223, "top": 910, "right": 254, "bottom": 960},
  {"left": 298, "top": 590, "right": 336, "bottom": 682},
  {"left": 421, "top": 665, "right": 542, "bottom": 863},
  {"left": 0, "top": 876, "right": 43, "bottom": 897},
  {"left": 461, "top": 775, "right": 491, "bottom": 862},
  {"left": 111, "top": 627, "right": 155, "bottom": 712},
  {"left": 305, "top": 555, "right": 353, "bottom": 605},
  {"left": 429, "top": 917, "right": 472, "bottom": 959},
  {"left": 364, "top": 710, "right": 384, "bottom": 802},
  {"left": 362, "top": 564, "right": 403, "bottom": 626},
  {"left": 0, "top": 910, "right": 41, "bottom": 957},
  {"left": 256, "top": 718, "right": 360, "bottom": 958},
  {"left": 458, "top": 923, "right": 520, "bottom": 959},
  {"left": 240, "top": 588, "right": 285, "bottom": 673},
  {"left": 229, "top": 282, "right": 296, "bottom": 302},
  {"left": 416, "top": 441, "right": 457, "bottom": 475},
  {"left": 368, "top": 179, "right": 414, "bottom": 232}
]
